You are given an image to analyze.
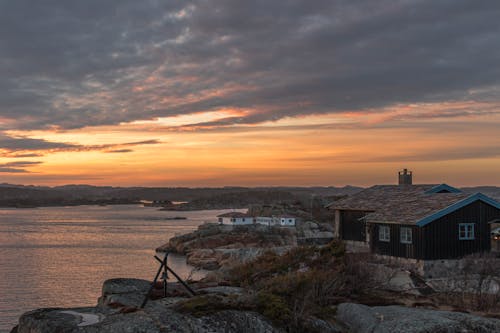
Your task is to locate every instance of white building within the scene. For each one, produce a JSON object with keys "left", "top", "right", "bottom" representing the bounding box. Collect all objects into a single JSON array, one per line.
[
  {"left": 217, "top": 212, "right": 254, "bottom": 225},
  {"left": 255, "top": 215, "right": 296, "bottom": 226},
  {"left": 255, "top": 216, "right": 274, "bottom": 226},
  {"left": 279, "top": 216, "right": 296, "bottom": 226}
]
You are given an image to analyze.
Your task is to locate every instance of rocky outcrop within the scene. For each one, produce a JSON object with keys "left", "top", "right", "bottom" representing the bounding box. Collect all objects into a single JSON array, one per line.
[
  {"left": 186, "top": 246, "right": 292, "bottom": 270},
  {"left": 13, "top": 278, "right": 281, "bottom": 333},
  {"left": 15, "top": 307, "right": 279, "bottom": 333},
  {"left": 157, "top": 222, "right": 336, "bottom": 270},
  {"left": 336, "top": 303, "right": 500, "bottom": 333},
  {"left": 158, "top": 223, "right": 296, "bottom": 254},
  {"left": 296, "top": 221, "right": 334, "bottom": 245},
  {"left": 157, "top": 223, "right": 297, "bottom": 270},
  {"left": 13, "top": 279, "right": 500, "bottom": 333}
]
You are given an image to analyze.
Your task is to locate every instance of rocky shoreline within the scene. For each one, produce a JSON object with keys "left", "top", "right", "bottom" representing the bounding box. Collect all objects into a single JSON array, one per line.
[
  {"left": 12, "top": 277, "right": 500, "bottom": 333},
  {"left": 12, "top": 224, "right": 500, "bottom": 332},
  {"left": 155, "top": 222, "right": 334, "bottom": 270}
]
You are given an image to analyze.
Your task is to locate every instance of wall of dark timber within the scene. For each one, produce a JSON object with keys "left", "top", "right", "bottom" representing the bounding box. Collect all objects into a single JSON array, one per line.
[
  {"left": 370, "top": 224, "right": 423, "bottom": 259},
  {"left": 370, "top": 201, "right": 499, "bottom": 260},
  {"left": 422, "top": 201, "right": 499, "bottom": 260},
  {"left": 339, "top": 210, "right": 368, "bottom": 242}
]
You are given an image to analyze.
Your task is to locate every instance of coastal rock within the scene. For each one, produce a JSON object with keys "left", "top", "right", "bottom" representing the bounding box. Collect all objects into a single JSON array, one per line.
[
  {"left": 196, "top": 310, "right": 280, "bottom": 333},
  {"left": 186, "top": 247, "right": 292, "bottom": 270},
  {"left": 15, "top": 276, "right": 500, "bottom": 333},
  {"left": 15, "top": 274, "right": 278, "bottom": 333},
  {"left": 98, "top": 278, "right": 151, "bottom": 308},
  {"left": 16, "top": 307, "right": 163, "bottom": 333},
  {"left": 157, "top": 223, "right": 297, "bottom": 271},
  {"left": 16, "top": 307, "right": 113, "bottom": 333},
  {"left": 296, "top": 221, "right": 334, "bottom": 245},
  {"left": 159, "top": 221, "right": 338, "bottom": 261},
  {"left": 102, "top": 278, "right": 150, "bottom": 296},
  {"left": 304, "top": 317, "right": 345, "bottom": 333},
  {"left": 336, "top": 303, "right": 500, "bottom": 333},
  {"left": 186, "top": 249, "right": 223, "bottom": 270},
  {"left": 158, "top": 223, "right": 297, "bottom": 255},
  {"left": 196, "top": 286, "right": 245, "bottom": 296}
]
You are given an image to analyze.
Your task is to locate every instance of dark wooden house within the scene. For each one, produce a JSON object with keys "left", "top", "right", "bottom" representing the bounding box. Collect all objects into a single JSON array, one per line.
[{"left": 328, "top": 181, "right": 500, "bottom": 260}]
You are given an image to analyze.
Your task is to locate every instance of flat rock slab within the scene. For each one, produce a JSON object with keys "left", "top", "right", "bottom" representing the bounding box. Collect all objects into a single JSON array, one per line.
[
  {"left": 102, "top": 278, "right": 151, "bottom": 296},
  {"left": 196, "top": 286, "right": 245, "bottom": 296},
  {"left": 59, "top": 311, "right": 103, "bottom": 327},
  {"left": 16, "top": 307, "right": 112, "bottom": 333},
  {"left": 337, "top": 303, "right": 500, "bottom": 333},
  {"left": 16, "top": 306, "right": 281, "bottom": 333}
]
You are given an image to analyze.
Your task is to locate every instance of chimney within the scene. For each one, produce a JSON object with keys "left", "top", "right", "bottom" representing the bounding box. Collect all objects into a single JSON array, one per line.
[{"left": 398, "top": 168, "right": 412, "bottom": 185}]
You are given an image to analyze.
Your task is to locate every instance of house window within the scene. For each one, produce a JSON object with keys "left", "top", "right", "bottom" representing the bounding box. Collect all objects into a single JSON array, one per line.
[
  {"left": 379, "top": 225, "right": 390, "bottom": 242},
  {"left": 459, "top": 223, "right": 475, "bottom": 240},
  {"left": 400, "top": 227, "right": 412, "bottom": 244}
]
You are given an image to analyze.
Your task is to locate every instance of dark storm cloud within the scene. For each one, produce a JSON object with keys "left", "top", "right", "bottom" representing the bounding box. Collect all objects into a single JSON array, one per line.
[
  {"left": 9, "top": 153, "right": 44, "bottom": 158},
  {"left": 0, "top": 161, "right": 42, "bottom": 173},
  {"left": 0, "top": 133, "right": 160, "bottom": 155},
  {"left": 0, "top": 167, "right": 29, "bottom": 173},
  {"left": 0, "top": 161, "right": 43, "bottom": 167},
  {"left": 0, "top": 134, "right": 79, "bottom": 151},
  {"left": 1, "top": 0, "right": 500, "bottom": 129},
  {"left": 105, "top": 149, "right": 134, "bottom": 153}
]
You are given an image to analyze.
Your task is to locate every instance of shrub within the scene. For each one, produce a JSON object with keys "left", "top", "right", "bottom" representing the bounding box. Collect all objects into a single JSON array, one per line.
[{"left": 256, "top": 292, "right": 292, "bottom": 326}]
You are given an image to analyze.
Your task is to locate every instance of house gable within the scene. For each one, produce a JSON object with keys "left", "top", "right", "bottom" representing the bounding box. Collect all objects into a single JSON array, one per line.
[
  {"left": 424, "top": 184, "right": 461, "bottom": 194},
  {"left": 416, "top": 193, "right": 500, "bottom": 227}
]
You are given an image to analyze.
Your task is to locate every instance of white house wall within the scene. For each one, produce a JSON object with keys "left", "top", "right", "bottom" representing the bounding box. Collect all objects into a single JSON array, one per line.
[
  {"left": 233, "top": 217, "right": 254, "bottom": 225},
  {"left": 280, "top": 218, "right": 296, "bottom": 226}
]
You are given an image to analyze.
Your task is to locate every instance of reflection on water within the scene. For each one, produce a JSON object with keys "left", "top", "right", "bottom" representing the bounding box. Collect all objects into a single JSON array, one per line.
[{"left": 0, "top": 205, "right": 232, "bottom": 332}]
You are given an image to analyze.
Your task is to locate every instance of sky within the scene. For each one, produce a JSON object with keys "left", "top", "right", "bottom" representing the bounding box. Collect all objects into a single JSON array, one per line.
[{"left": 0, "top": 0, "right": 499, "bottom": 187}]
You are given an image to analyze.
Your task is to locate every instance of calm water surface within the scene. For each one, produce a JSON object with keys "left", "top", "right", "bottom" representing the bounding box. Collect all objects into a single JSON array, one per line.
[{"left": 0, "top": 205, "right": 233, "bottom": 332}]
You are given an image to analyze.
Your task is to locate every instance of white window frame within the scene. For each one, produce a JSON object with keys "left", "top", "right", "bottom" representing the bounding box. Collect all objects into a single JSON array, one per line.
[
  {"left": 459, "top": 223, "right": 475, "bottom": 240},
  {"left": 379, "top": 225, "right": 390, "bottom": 242},
  {"left": 400, "top": 227, "right": 412, "bottom": 244}
]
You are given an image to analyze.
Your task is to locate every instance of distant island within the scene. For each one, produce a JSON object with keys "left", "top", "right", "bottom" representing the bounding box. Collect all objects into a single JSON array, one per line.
[
  {"left": 0, "top": 183, "right": 363, "bottom": 209},
  {"left": 0, "top": 183, "right": 499, "bottom": 210}
]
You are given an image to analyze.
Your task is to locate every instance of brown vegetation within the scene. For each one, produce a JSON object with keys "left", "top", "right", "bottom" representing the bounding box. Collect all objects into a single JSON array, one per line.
[
  {"left": 433, "top": 253, "right": 500, "bottom": 313},
  {"left": 220, "top": 240, "right": 399, "bottom": 331},
  {"left": 176, "top": 242, "right": 500, "bottom": 331}
]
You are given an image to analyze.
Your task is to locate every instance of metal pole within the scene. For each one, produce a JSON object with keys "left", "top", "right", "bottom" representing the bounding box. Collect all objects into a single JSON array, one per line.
[
  {"left": 154, "top": 255, "right": 196, "bottom": 296},
  {"left": 163, "top": 253, "right": 168, "bottom": 297},
  {"left": 166, "top": 266, "right": 197, "bottom": 296},
  {"left": 140, "top": 258, "right": 165, "bottom": 309}
]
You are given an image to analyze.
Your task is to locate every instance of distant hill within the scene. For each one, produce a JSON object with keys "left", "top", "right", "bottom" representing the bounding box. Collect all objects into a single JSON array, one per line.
[
  {"left": 0, "top": 183, "right": 497, "bottom": 208},
  {"left": 0, "top": 183, "right": 363, "bottom": 208},
  {"left": 461, "top": 186, "right": 500, "bottom": 201}
]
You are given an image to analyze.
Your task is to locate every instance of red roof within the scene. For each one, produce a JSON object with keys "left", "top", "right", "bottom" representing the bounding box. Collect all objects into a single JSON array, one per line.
[{"left": 217, "top": 212, "right": 252, "bottom": 218}]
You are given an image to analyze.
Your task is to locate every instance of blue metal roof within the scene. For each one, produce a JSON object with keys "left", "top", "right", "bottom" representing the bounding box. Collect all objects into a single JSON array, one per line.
[
  {"left": 424, "top": 183, "right": 461, "bottom": 194},
  {"left": 416, "top": 193, "right": 500, "bottom": 227}
]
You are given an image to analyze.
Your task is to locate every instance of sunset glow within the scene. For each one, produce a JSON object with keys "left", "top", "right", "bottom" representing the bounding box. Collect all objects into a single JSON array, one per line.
[{"left": 1, "top": 1, "right": 499, "bottom": 187}]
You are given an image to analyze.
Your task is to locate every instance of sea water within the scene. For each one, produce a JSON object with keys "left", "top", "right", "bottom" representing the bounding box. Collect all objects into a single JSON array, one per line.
[{"left": 0, "top": 205, "right": 232, "bottom": 332}]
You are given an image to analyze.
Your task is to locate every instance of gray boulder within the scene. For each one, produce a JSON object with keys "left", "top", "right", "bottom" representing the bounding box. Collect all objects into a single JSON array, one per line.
[
  {"left": 102, "top": 278, "right": 150, "bottom": 296},
  {"left": 99, "top": 278, "right": 151, "bottom": 308},
  {"left": 337, "top": 303, "right": 500, "bottom": 333},
  {"left": 14, "top": 277, "right": 282, "bottom": 333},
  {"left": 15, "top": 306, "right": 280, "bottom": 333}
]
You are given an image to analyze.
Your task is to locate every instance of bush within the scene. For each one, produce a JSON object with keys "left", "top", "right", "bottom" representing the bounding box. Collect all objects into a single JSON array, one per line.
[
  {"left": 256, "top": 292, "right": 292, "bottom": 325},
  {"left": 224, "top": 240, "right": 393, "bottom": 331}
]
